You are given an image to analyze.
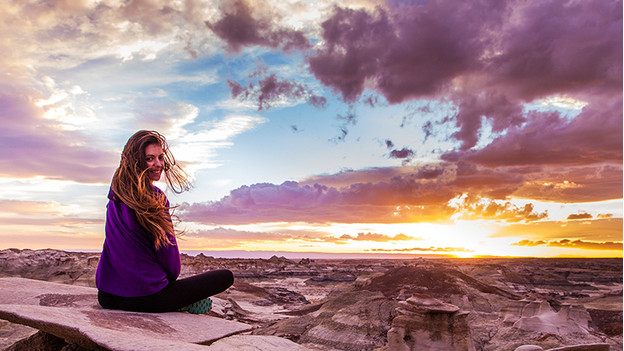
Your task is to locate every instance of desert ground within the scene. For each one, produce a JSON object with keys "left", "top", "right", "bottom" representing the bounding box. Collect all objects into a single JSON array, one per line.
[{"left": 0, "top": 249, "right": 621, "bottom": 350}]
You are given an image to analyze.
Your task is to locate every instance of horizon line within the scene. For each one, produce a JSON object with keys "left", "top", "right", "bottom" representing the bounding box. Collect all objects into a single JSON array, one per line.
[{"left": 1, "top": 248, "right": 621, "bottom": 260}]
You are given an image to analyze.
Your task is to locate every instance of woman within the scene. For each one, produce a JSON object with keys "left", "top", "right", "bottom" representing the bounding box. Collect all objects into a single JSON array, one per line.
[{"left": 96, "top": 130, "right": 233, "bottom": 313}]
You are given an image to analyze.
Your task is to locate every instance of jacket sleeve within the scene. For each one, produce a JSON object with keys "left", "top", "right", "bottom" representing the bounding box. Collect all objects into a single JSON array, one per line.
[
  {"left": 156, "top": 233, "right": 181, "bottom": 282},
  {"left": 154, "top": 188, "right": 181, "bottom": 282}
]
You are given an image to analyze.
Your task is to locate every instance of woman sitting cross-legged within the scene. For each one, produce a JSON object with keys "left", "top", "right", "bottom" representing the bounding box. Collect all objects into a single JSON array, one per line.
[{"left": 96, "top": 130, "right": 233, "bottom": 313}]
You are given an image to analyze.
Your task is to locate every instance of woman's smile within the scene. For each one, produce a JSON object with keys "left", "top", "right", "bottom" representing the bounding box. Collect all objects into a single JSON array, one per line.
[{"left": 145, "top": 144, "right": 165, "bottom": 182}]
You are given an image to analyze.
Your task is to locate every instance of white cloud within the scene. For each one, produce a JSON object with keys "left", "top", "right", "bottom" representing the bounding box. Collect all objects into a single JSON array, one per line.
[{"left": 170, "top": 114, "right": 268, "bottom": 176}]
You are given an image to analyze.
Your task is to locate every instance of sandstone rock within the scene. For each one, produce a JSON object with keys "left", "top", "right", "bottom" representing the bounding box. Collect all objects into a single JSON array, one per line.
[
  {"left": 206, "top": 334, "right": 310, "bottom": 350},
  {"left": 400, "top": 293, "right": 461, "bottom": 313},
  {"left": 308, "top": 273, "right": 356, "bottom": 283},
  {"left": 0, "top": 277, "right": 253, "bottom": 351},
  {"left": 0, "top": 319, "right": 38, "bottom": 350},
  {"left": 234, "top": 281, "right": 310, "bottom": 307},
  {"left": 545, "top": 344, "right": 611, "bottom": 351},
  {"left": 488, "top": 298, "right": 607, "bottom": 351},
  {"left": 501, "top": 300, "right": 592, "bottom": 335},
  {"left": 0, "top": 249, "right": 98, "bottom": 287},
  {"left": 0, "top": 277, "right": 98, "bottom": 308},
  {"left": 0, "top": 304, "right": 252, "bottom": 350},
  {"left": 587, "top": 308, "right": 623, "bottom": 337},
  {"left": 387, "top": 294, "right": 475, "bottom": 351},
  {"left": 6, "top": 330, "right": 91, "bottom": 351},
  {"left": 515, "top": 346, "right": 544, "bottom": 351},
  {"left": 256, "top": 290, "right": 400, "bottom": 351}
]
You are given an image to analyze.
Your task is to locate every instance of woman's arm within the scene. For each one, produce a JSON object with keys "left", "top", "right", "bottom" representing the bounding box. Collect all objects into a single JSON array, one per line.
[
  {"left": 156, "top": 234, "right": 181, "bottom": 282},
  {"left": 153, "top": 186, "right": 181, "bottom": 282}
]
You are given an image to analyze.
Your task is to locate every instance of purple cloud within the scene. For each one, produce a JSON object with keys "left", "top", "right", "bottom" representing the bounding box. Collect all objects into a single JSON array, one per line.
[
  {"left": 442, "top": 97, "right": 623, "bottom": 166},
  {"left": 228, "top": 73, "right": 326, "bottom": 111},
  {"left": 0, "top": 85, "right": 117, "bottom": 183},
  {"left": 305, "top": 1, "right": 622, "bottom": 149},
  {"left": 178, "top": 162, "right": 531, "bottom": 225},
  {"left": 389, "top": 148, "right": 415, "bottom": 160},
  {"left": 206, "top": 0, "right": 310, "bottom": 53}
]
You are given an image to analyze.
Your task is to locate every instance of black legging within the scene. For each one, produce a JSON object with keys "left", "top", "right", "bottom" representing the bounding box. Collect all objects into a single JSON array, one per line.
[{"left": 98, "top": 269, "right": 234, "bottom": 313}]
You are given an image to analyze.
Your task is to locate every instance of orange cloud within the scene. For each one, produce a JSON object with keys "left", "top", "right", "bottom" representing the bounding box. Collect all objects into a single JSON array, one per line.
[
  {"left": 0, "top": 200, "right": 101, "bottom": 228},
  {"left": 451, "top": 195, "right": 547, "bottom": 223},
  {"left": 184, "top": 226, "right": 346, "bottom": 248},
  {"left": 512, "top": 163, "right": 622, "bottom": 203},
  {"left": 0, "top": 200, "right": 64, "bottom": 215},
  {"left": 339, "top": 232, "right": 415, "bottom": 242},
  {"left": 369, "top": 247, "right": 473, "bottom": 253},
  {"left": 492, "top": 218, "right": 623, "bottom": 242},
  {"left": 567, "top": 212, "right": 593, "bottom": 220},
  {"left": 181, "top": 158, "right": 621, "bottom": 226},
  {"left": 513, "top": 239, "right": 623, "bottom": 251}
]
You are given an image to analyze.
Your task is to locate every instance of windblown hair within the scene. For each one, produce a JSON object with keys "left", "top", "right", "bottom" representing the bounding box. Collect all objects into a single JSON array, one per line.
[{"left": 111, "top": 130, "right": 191, "bottom": 249}]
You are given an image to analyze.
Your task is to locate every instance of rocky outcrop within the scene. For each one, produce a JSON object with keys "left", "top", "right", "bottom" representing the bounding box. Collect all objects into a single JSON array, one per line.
[
  {"left": 308, "top": 273, "right": 356, "bottom": 283},
  {"left": 7, "top": 330, "right": 93, "bottom": 351},
  {"left": 387, "top": 294, "right": 475, "bottom": 351},
  {"left": 0, "top": 319, "right": 37, "bottom": 350},
  {"left": 488, "top": 299, "right": 608, "bottom": 350},
  {"left": 234, "top": 281, "right": 310, "bottom": 306},
  {"left": 0, "top": 249, "right": 99, "bottom": 287},
  {"left": 514, "top": 343, "right": 611, "bottom": 351},
  {"left": 360, "top": 263, "right": 521, "bottom": 314},
  {"left": 588, "top": 308, "right": 623, "bottom": 337},
  {"left": 255, "top": 290, "right": 400, "bottom": 351},
  {"left": 501, "top": 300, "right": 592, "bottom": 335}
]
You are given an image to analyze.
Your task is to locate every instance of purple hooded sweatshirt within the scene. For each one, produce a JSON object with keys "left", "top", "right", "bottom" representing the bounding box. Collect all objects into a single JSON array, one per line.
[{"left": 96, "top": 187, "right": 181, "bottom": 297}]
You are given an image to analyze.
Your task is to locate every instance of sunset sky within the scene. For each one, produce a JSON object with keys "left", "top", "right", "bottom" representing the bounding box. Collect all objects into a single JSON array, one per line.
[{"left": 0, "top": 0, "right": 622, "bottom": 258}]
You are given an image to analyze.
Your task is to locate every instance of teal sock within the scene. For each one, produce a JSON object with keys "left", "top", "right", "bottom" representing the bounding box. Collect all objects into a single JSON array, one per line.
[{"left": 179, "top": 297, "right": 212, "bottom": 314}]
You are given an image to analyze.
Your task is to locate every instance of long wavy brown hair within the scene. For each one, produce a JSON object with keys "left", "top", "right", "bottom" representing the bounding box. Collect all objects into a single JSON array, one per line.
[{"left": 111, "top": 130, "right": 191, "bottom": 249}]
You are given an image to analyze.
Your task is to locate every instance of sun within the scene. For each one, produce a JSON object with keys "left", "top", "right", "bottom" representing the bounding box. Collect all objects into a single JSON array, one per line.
[{"left": 451, "top": 251, "right": 478, "bottom": 258}]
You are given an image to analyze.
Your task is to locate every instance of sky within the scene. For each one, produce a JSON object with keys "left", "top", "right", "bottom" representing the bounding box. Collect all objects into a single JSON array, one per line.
[{"left": 0, "top": 0, "right": 622, "bottom": 258}]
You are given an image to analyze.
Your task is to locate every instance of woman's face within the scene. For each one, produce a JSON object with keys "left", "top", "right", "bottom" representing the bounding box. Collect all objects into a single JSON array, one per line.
[{"left": 144, "top": 143, "right": 165, "bottom": 182}]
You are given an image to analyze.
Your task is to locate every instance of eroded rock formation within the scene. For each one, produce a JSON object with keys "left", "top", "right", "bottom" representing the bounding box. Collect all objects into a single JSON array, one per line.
[
  {"left": 387, "top": 294, "right": 475, "bottom": 351},
  {"left": 255, "top": 290, "right": 400, "bottom": 351}
]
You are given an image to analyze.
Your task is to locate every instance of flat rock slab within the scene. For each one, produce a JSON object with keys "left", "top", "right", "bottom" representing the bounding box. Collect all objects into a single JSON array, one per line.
[
  {"left": 546, "top": 344, "right": 611, "bottom": 351},
  {"left": 0, "top": 278, "right": 252, "bottom": 350},
  {"left": 206, "top": 335, "right": 310, "bottom": 351},
  {"left": 0, "top": 277, "right": 99, "bottom": 308}
]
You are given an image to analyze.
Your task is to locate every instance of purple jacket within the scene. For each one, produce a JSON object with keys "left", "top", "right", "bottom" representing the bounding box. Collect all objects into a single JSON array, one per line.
[{"left": 96, "top": 187, "right": 181, "bottom": 297}]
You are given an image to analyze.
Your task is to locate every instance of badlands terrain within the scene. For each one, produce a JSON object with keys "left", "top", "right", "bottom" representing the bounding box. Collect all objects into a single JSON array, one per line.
[{"left": 0, "top": 248, "right": 621, "bottom": 350}]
